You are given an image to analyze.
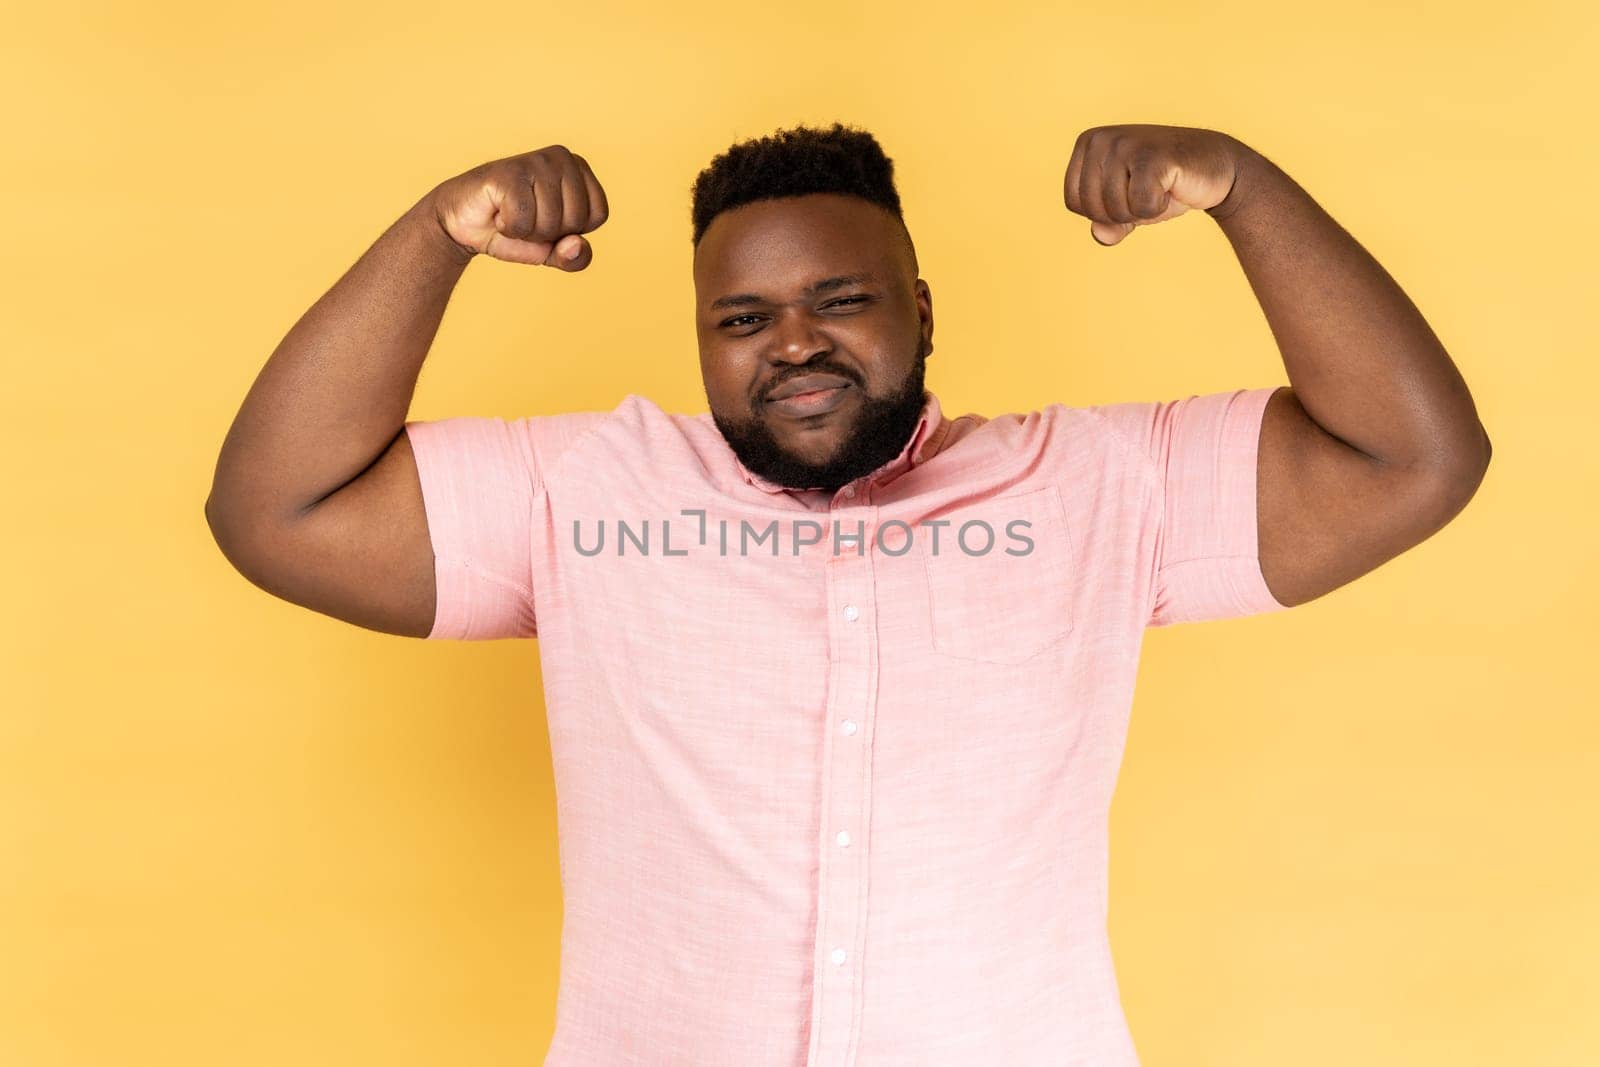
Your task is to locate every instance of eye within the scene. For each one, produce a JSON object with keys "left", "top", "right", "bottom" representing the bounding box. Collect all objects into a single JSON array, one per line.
[{"left": 720, "top": 295, "right": 870, "bottom": 330}]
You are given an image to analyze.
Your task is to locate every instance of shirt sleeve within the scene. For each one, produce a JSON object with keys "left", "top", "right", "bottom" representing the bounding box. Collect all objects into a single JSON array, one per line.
[
  {"left": 1090, "top": 386, "right": 1291, "bottom": 627},
  {"left": 403, "top": 410, "right": 607, "bottom": 640}
]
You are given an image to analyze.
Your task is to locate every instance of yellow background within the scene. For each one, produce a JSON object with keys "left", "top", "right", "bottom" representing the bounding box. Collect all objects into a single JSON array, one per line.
[{"left": 3, "top": 1, "right": 1593, "bottom": 1063}]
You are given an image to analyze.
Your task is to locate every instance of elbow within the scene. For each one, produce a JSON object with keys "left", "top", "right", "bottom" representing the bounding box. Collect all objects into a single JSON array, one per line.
[
  {"left": 204, "top": 487, "right": 239, "bottom": 550},
  {"left": 1464, "top": 421, "right": 1492, "bottom": 487},
  {"left": 204, "top": 492, "right": 279, "bottom": 596},
  {"left": 204, "top": 489, "right": 246, "bottom": 571},
  {"left": 204, "top": 490, "right": 223, "bottom": 545},
  {"left": 204, "top": 486, "right": 265, "bottom": 572},
  {"left": 1430, "top": 422, "right": 1492, "bottom": 512}
]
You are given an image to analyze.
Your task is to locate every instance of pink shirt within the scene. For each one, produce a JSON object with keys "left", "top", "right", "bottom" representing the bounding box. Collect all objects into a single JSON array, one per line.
[{"left": 403, "top": 385, "right": 1289, "bottom": 1066}]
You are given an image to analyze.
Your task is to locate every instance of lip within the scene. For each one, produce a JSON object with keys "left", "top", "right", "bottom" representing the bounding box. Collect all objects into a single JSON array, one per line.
[
  {"left": 766, "top": 372, "right": 852, "bottom": 401},
  {"left": 765, "top": 381, "right": 854, "bottom": 418}
]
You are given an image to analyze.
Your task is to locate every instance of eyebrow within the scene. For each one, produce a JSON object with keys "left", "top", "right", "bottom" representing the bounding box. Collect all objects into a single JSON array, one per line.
[{"left": 708, "top": 272, "right": 879, "bottom": 312}]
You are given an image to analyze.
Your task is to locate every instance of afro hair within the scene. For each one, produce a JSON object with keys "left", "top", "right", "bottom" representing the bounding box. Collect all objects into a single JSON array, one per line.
[{"left": 689, "top": 121, "right": 918, "bottom": 275}]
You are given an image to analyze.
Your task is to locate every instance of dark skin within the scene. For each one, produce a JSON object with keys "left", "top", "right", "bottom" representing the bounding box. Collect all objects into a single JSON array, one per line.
[
  {"left": 694, "top": 128, "right": 1493, "bottom": 609},
  {"left": 1059, "top": 124, "right": 1490, "bottom": 608},
  {"left": 205, "top": 129, "right": 1490, "bottom": 639},
  {"left": 692, "top": 193, "right": 934, "bottom": 493}
]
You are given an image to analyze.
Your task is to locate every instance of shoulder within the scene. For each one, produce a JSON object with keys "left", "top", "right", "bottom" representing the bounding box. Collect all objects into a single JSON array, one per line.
[
  {"left": 949, "top": 400, "right": 1147, "bottom": 472},
  {"left": 607, "top": 393, "right": 729, "bottom": 452},
  {"left": 530, "top": 393, "right": 739, "bottom": 486}
]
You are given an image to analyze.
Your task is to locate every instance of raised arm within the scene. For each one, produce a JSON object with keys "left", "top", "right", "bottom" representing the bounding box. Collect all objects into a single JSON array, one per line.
[
  {"left": 204, "top": 146, "right": 608, "bottom": 636},
  {"left": 1064, "top": 124, "right": 1492, "bottom": 608}
]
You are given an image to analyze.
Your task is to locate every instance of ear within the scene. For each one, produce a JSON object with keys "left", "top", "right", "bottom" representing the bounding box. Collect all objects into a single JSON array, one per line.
[{"left": 915, "top": 279, "right": 934, "bottom": 358}]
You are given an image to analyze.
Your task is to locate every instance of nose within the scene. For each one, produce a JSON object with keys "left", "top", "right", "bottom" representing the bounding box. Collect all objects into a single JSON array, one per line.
[{"left": 765, "top": 306, "right": 833, "bottom": 366}]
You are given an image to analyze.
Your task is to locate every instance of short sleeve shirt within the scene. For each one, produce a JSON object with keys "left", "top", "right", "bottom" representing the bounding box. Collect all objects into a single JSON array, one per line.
[{"left": 403, "top": 385, "right": 1289, "bottom": 1066}]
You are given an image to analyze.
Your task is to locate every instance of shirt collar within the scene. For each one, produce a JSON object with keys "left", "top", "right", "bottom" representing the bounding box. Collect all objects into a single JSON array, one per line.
[{"left": 734, "top": 390, "right": 947, "bottom": 495}]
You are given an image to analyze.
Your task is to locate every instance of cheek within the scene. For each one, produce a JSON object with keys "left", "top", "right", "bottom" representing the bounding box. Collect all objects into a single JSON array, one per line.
[{"left": 703, "top": 365, "right": 755, "bottom": 413}]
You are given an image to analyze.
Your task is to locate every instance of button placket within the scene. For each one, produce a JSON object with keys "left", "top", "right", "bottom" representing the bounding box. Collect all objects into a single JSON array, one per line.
[{"left": 806, "top": 499, "right": 878, "bottom": 1067}]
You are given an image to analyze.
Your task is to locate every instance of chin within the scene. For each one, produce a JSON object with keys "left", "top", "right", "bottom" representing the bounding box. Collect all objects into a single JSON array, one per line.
[
  {"left": 772, "top": 412, "right": 853, "bottom": 442},
  {"left": 774, "top": 436, "right": 845, "bottom": 467}
]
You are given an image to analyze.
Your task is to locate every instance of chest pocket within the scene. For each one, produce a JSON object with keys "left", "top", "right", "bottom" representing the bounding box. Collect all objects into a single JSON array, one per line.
[{"left": 919, "top": 485, "right": 1075, "bottom": 665}]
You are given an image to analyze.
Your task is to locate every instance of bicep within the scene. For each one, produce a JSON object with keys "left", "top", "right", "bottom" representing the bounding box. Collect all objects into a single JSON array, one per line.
[
  {"left": 231, "top": 428, "right": 440, "bottom": 638},
  {"left": 1256, "top": 386, "right": 1468, "bottom": 608}
]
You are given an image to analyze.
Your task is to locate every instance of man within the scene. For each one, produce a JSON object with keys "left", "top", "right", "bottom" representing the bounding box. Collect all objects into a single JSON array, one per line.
[{"left": 205, "top": 122, "right": 1490, "bottom": 1065}]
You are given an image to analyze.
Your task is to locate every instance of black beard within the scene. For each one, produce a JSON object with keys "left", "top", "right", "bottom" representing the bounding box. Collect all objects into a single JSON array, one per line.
[{"left": 711, "top": 336, "right": 931, "bottom": 493}]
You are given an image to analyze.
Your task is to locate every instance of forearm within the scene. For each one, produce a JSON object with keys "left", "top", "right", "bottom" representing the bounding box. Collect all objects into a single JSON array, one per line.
[
  {"left": 206, "top": 190, "right": 472, "bottom": 529},
  {"left": 1206, "top": 143, "right": 1490, "bottom": 474}
]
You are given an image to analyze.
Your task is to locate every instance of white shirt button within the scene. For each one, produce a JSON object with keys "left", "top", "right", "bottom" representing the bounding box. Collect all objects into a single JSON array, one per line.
[
  {"left": 842, "top": 604, "right": 859, "bottom": 622},
  {"left": 836, "top": 830, "right": 851, "bottom": 847},
  {"left": 831, "top": 947, "right": 847, "bottom": 965},
  {"left": 840, "top": 719, "right": 857, "bottom": 735}
]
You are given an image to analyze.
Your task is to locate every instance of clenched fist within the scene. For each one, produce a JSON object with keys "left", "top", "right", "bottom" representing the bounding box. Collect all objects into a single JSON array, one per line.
[
  {"left": 1063, "top": 124, "right": 1248, "bottom": 246},
  {"left": 428, "top": 145, "right": 610, "bottom": 267}
]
